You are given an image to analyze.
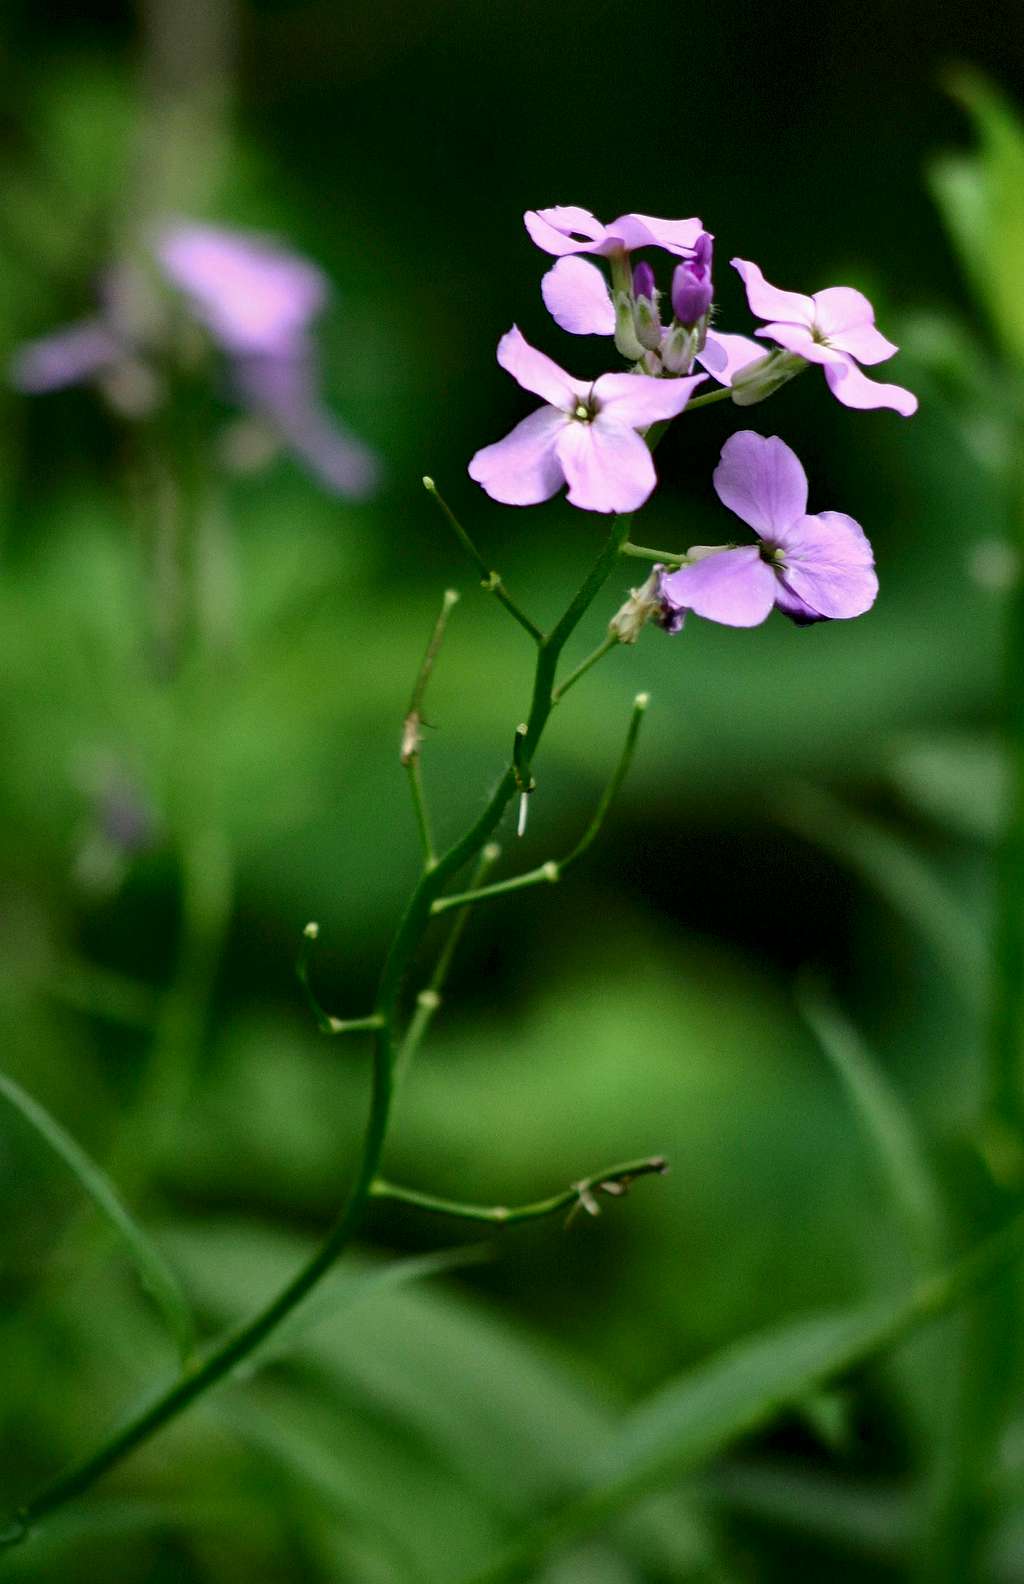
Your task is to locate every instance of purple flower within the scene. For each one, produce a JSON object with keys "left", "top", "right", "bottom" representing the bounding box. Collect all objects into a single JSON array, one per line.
[
  {"left": 671, "top": 232, "right": 714, "bottom": 327},
  {"left": 659, "top": 431, "right": 878, "bottom": 628},
  {"left": 468, "top": 326, "right": 706, "bottom": 514},
  {"left": 731, "top": 259, "right": 917, "bottom": 416},
  {"left": 10, "top": 221, "right": 379, "bottom": 498},
  {"left": 524, "top": 206, "right": 704, "bottom": 259},
  {"left": 540, "top": 255, "right": 763, "bottom": 388},
  {"left": 155, "top": 222, "right": 327, "bottom": 358}
]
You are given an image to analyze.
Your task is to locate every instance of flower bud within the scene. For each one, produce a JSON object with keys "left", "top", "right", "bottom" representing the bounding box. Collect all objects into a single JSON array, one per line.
[
  {"left": 670, "top": 232, "right": 713, "bottom": 328},
  {"left": 613, "top": 289, "right": 645, "bottom": 362},
  {"left": 632, "top": 260, "right": 657, "bottom": 303},
  {"left": 633, "top": 292, "right": 663, "bottom": 352},
  {"left": 730, "top": 349, "right": 806, "bottom": 406},
  {"left": 661, "top": 323, "right": 697, "bottom": 374}
]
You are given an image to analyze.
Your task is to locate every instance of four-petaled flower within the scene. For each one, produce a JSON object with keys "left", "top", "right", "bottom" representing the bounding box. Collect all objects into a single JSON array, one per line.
[
  {"left": 524, "top": 206, "right": 704, "bottom": 259},
  {"left": 659, "top": 431, "right": 878, "bottom": 628},
  {"left": 468, "top": 327, "right": 705, "bottom": 514},
  {"left": 731, "top": 259, "right": 917, "bottom": 416}
]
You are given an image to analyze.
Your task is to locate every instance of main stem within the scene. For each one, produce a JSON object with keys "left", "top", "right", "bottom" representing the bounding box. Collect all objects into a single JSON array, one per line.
[{"left": 3, "top": 513, "right": 633, "bottom": 1547}]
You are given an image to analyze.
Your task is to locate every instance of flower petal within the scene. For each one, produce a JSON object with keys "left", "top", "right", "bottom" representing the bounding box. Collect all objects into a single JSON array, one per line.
[
  {"left": 555, "top": 419, "right": 656, "bottom": 513},
  {"left": 731, "top": 259, "right": 815, "bottom": 326},
  {"left": 773, "top": 580, "right": 828, "bottom": 625},
  {"left": 468, "top": 405, "right": 568, "bottom": 506},
  {"left": 156, "top": 222, "right": 326, "bottom": 356},
  {"left": 496, "top": 325, "right": 583, "bottom": 410},
  {"left": 713, "top": 430, "right": 808, "bottom": 537},
  {"left": 541, "top": 257, "right": 615, "bottom": 335},
  {"left": 755, "top": 322, "right": 840, "bottom": 364},
  {"left": 822, "top": 354, "right": 917, "bottom": 415},
  {"left": 235, "top": 352, "right": 379, "bottom": 499},
  {"left": 608, "top": 214, "right": 705, "bottom": 256},
  {"left": 810, "top": 287, "right": 898, "bottom": 364},
  {"left": 775, "top": 510, "right": 878, "bottom": 619},
  {"left": 660, "top": 547, "right": 777, "bottom": 627},
  {"left": 10, "top": 320, "right": 122, "bottom": 392},
  {"left": 696, "top": 331, "right": 765, "bottom": 387},
  {"left": 523, "top": 206, "right": 607, "bottom": 255},
  {"left": 592, "top": 371, "right": 706, "bottom": 426}
]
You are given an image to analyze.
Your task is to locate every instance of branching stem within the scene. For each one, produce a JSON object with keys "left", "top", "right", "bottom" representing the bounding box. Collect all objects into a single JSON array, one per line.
[{"left": 371, "top": 1156, "right": 669, "bottom": 1226}]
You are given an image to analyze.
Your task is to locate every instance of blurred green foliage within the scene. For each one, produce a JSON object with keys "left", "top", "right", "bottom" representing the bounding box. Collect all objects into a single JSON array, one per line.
[{"left": 3, "top": 3, "right": 1024, "bottom": 1580}]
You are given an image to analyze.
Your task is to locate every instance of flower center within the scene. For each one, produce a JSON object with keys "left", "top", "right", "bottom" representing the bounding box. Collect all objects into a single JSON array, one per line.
[
  {"left": 572, "top": 394, "right": 599, "bottom": 423},
  {"left": 760, "top": 542, "right": 786, "bottom": 566}
]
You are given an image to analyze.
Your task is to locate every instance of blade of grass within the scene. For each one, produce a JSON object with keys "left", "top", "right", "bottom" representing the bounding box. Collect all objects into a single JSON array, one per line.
[{"left": 0, "top": 1068, "right": 194, "bottom": 1362}]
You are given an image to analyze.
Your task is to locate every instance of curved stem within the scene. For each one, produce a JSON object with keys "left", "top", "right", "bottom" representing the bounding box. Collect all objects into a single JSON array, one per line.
[
  {"left": 423, "top": 479, "right": 542, "bottom": 643},
  {"left": 371, "top": 1156, "right": 668, "bottom": 1226},
  {"left": 2, "top": 514, "right": 634, "bottom": 1548}
]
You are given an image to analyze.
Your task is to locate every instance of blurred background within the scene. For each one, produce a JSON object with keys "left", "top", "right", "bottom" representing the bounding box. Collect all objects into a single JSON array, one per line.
[{"left": 2, "top": 1, "right": 1024, "bottom": 1580}]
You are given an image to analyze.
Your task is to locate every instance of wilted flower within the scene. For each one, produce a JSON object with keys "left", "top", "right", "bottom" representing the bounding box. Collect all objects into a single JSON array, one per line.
[
  {"left": 11, "top": 221, "right": 379, "bottom": 498},
  {"left": 524, "top": 206, "right": 704, "bottom": 258},
  {"left": 468, "top": 327, "right": 705, "bottom": 514},
  {"left": 731, "top": 259, "right": 918, "bottom": 416},
  {"left": 659, "top": 431, "right": 878, "bottom": 628}
]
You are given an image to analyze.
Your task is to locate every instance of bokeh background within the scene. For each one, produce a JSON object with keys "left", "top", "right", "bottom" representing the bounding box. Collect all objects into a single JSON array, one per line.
[{"left": 2, "top": 2, "right": 1024, "bottom": 1580}]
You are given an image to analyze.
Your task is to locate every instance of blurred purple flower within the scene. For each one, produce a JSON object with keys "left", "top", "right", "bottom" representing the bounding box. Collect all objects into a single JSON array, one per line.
[
  {"left": 659, "top": 431, "right": 878, "bottom": 628},
  {"left": 731, "top": 259, "right": 918, "bottom": 416},
  {"left": 468, "top": 326, "right": 705, "bottom": 514},
  {"left": 524, "top": 206, "right": 705, "bottom": 259},
  {"left": 11, "top": 320, "right": 124, "bottom": 394},
  {"left": 539, "top": 254, "right": 763, "bottom": 387},
  {"left": 10, "top": 221, "right": 378, "bottom": 498}
]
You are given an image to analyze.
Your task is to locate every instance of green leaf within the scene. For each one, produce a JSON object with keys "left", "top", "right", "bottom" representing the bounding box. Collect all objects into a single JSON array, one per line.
[
  {"left": 928, "top": 71, "right": 1024, "bottom": 368},
  {"left": 799, "top": 984, "right": 945, "bottom": 1266},
  {"left": 465, "top": 1210, "right": 1024, "bottom": 1581},
  {"left": 0, "top": 1068, "right": 194, "bottom": 1361}
]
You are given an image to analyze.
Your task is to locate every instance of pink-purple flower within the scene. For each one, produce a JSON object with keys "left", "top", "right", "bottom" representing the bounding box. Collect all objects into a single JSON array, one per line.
[
  {"left": 524, "top": 207, "right": 704, "bottom": 259},
  {"left": 10, "top": 221, "right": 379, "bottom": 498},
  {"left": 731, "top": 259, "right": 917, "bottom": 416},
  {"left": 659, "top": 431, "right": 878, "bottom": 628},
  {"left": 468, "top": 327, "right": 705, "bottom": 514}
]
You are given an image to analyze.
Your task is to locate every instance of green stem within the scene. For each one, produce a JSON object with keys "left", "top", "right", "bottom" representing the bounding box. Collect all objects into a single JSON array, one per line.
[
  {"left": 423, "top": 479, "right": 543, "bottom": 643},
  {"left": 620, "top": 542, "right": 687, "bottom": 567},
  {"left": 370, "top": 1156, "right": 668, "bottom": 1226},
  {"left": 683, "top": 386, "right": 735, "bottom": 411},
  {"left": 296, "top": 924, "right": 384, "bottom": 1035},
  {"left": 395, "top": 842, "right": 502, "bottom": 1090},
  {"left": 2, "top": 515, "right": 633, "bottom": 1548},
  {"left": 432, "top": 692, "right": 649, "bottom": 917},
  {"left": 551, "top": 634, "right": 621, "bottom": 704},
  {"left": 405, "top": 757, "right": 436, "bottom": 867},
  {"left": 401, "top": 588, "right": 461, "bottom": 868}
]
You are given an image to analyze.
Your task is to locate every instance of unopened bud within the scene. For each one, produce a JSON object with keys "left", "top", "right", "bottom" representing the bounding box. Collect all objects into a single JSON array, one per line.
[
  {"left": 613, "top": 290, "right": 645, "bottom": 362},
  {"left": 632, "top": 260, "right": 657, "bottom": 302},
  {"left": 633, "top": 293, "right": 663, "bottom": 352},
  {"left": 730, "top": 350, "right": 805, "bottom": 406},
  {"left": 661, "top": 323, "right": 697, "bottom": 374},
  {"left": 670, "top": 232, "right": 714, "bottom": 328}
]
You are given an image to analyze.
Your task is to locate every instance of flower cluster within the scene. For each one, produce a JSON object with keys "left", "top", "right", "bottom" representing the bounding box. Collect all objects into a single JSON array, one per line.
[
  {"left": 11, "top": 221, "right": 378, "bottom": 499},
  {"left": 468, "top": 206, "right": 918, "bottom": 629}
]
